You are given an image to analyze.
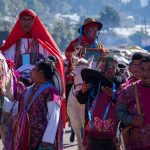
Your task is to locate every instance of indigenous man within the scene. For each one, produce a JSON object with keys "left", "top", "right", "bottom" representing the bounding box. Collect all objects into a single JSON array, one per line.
[
  {"left": 116, "top": 55, "right": 150, "bottom": 150},
  {"left": 65, "top": 18, "right": 106, "bottom": 143},
  {"left": 128, "top": 53, "right": 144, "bottom": 80},
  {"left": 65, "top": 17, "right": 106, "bottom": 87},
  {"left": 121, "top": 52, "right": 144, "bottom": 88},
  {"left": 0, "top": 9, "right": 65, "bottom": 85},
  {"left": 4, "top": 58, "right": 63, "bottom": 150},
  {"left": 117, "top": 52, "right": 144, "bottom": 104},
  {"left": 0, "top": 9, "right": 62, "bottom": 69},
  {"left": 0, "top": 9, "right": 66, "bottom": 128},
  {"left": 76, "top": 55, "right": 124, "bottom": 150}
]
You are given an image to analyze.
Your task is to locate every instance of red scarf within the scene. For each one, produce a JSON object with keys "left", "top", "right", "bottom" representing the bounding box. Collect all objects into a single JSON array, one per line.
[{"left": 1, "top": 9, "right": 66, "bottom": 127}]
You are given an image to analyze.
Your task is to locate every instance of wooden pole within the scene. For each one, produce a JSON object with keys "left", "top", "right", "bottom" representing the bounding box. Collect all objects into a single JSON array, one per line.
[{"left": 86, "top": 47, "right": 102, "bottom": 51}]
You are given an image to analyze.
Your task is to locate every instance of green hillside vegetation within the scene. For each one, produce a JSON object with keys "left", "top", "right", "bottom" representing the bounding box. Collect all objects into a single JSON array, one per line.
[{"left": 0, "top": 0, "right": 149, "bottom": 50}]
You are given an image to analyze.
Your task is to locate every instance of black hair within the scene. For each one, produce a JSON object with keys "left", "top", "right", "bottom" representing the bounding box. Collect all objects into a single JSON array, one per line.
[
  {"left": 131, "top": 52, "right": 144, "bottom": 61},
  {"left": 36, "top": 58, "right": 55, "bottom": 80},
  {"left": 129, "top": 52, "right": 144, "bottom": 67},
  {"left": 141, "top": 54, "right": 150, "bottom": 64},
  {"left": 105, "top": 55, "right": 118, "bottom": 70}
]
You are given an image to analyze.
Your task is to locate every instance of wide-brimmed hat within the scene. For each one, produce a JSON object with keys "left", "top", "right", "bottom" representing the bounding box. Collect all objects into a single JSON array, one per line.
[
  {"left": 81, "top": 68, "right": 112, "bottom": 88},
  {"left": 78, "top": 18, "right": 103, "bottom": 34}
]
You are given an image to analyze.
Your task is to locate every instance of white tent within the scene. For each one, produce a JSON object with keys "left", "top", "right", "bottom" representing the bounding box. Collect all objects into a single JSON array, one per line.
[{"left": 127, "top": 45, "right": 148, "bottom": 54}]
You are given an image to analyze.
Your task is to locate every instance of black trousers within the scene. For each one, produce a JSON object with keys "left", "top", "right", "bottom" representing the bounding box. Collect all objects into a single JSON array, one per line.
[{"left": 86, "top": 138, "right": 116, "bottom": 150}]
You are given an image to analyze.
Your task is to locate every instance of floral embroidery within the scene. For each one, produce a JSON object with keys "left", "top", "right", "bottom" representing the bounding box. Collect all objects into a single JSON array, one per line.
[
  {"left": 85, "top": 116, "right": 115, "bottom": 141},
  {"left": 93, "top": 117, "right": 114, "bottom": 132}
]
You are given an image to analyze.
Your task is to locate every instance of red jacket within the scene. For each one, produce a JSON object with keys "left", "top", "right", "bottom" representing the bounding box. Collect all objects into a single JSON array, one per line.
[{"left": 65, "top": 35, "right": 96, "bottom": 84}]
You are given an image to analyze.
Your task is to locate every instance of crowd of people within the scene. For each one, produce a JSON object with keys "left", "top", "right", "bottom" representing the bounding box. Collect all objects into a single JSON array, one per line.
[{"left": 0, "top": 8, "right": 149, "bottom": 150}]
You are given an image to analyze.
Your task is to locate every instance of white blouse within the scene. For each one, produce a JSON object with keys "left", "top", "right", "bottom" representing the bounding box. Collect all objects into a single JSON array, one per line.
[
  {"left": 3, "top": 97, "right": 60, "bottom": 144},
  {"left": 4, "top": 38, "right": 49, "bottom": 60}
]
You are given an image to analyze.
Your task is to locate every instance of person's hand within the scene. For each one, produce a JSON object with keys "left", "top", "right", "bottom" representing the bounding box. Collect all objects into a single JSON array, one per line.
[
  {"left": 40, "top": 142, "right": 52, "bottom": 148},
  {"left": 132, "top": 114, "right": 144, "bottom": 127},
  {"left": 100, "top": 44, "right": 109, "bottom": 56},
  {"left": 81, "top": 81, "right": 91, "bottom": 93}
]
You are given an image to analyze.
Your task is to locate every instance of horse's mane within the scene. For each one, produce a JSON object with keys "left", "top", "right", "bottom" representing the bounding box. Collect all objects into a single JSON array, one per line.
[
  {"left": 75, "top": 58, "right": 89, "bottom": 67},
  {"left": 71, "top": 55, "right": 89, "bottom": 67},
  {"left": 0, "top": 53, "right": 7, "bottom": 93},
  {"left": 0, "top": 53, "right": 8, "bottom": 73},
  {"left": 0, "top": 53, "right": 13, "bottom": 98}
]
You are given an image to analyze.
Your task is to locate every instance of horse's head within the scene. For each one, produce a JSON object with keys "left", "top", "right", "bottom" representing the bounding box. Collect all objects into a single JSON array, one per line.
[
  {"left": 72, "top": 55, "right": 94, "bottom": 89},
  {"left": 0, "top": 53, "right": 13, "bottom": 97}
]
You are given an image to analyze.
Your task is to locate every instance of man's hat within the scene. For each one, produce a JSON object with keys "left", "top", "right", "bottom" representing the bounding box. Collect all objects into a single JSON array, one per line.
[
  {"left": 78, "top": 18, "right": 103, "bottom": 34},
  {"left": 81, "top": 68, "right": 112, "bottom": 88}
]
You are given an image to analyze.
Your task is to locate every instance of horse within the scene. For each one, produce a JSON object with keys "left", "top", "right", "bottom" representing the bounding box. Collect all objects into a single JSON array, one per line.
[
  {"left": 0, "top": 52, "right": 25, "bottom": 150},
  {"left": 67, "top": 55, "right": 94, "bottom": 150}
]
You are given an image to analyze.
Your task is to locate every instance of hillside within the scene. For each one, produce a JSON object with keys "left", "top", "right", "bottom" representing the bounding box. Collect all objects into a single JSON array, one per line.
[{"left": 0, "top": 0, "right": 150, "bottom": 50}]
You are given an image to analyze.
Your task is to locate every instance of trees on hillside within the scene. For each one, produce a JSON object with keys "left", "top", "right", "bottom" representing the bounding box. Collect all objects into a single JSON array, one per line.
[
  {"left": 0, "top": 0, "right": 149, "bottom": 49},
  {"left": 129, "top": 29, "right": 149, "bottom": 46},
  {"left": 98, "top": 6, "right": 120, "bottom": 29},
  {"left": 51, "top": 20, "right": 78, "bottom": 51}
]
